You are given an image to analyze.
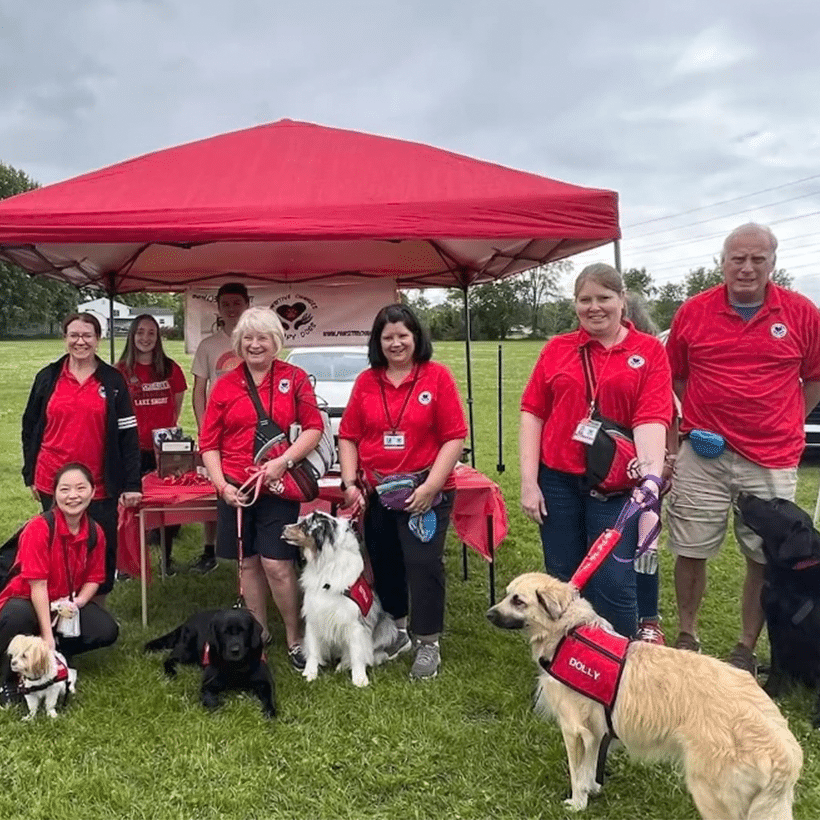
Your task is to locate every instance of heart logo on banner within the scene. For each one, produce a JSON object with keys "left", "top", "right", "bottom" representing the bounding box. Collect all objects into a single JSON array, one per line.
[{"left": 275, "top": 302, "right": 313, "bottom": 329}]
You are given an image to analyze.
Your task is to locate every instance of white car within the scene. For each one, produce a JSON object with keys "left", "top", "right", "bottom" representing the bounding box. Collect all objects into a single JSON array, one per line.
[{"left": 284, "top": 346, "right": 370, "bottom": 442}]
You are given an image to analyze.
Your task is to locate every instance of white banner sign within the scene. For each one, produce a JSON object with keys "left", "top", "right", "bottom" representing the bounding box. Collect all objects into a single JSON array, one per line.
[{"left": 184, "top": 280, "right": 398, "bottom": 353}]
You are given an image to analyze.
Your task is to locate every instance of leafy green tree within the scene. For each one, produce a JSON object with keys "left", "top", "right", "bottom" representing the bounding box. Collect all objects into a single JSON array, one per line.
[
  {"left": 651, "top": 281, "right": 685, "bottom": 331},
  {"left": 469, "top": 280, "right": 525, "bottom": 340},
  {"left": 623, "top": 267, "right": 654, "bottom": 297},
  {"left": 0, "top": 162, "right": 82, "bottom": 336},
  {"left": 541, "top": 297, "right": 577, "bottom": 336},
  {"left": 517, "top": 260, "right": 572, "bottom": 336}
]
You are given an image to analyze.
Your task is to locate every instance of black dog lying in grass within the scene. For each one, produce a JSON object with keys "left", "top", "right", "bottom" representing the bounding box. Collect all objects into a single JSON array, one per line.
[
  {"left": 736, "top": 491, "right": 820, "bottom": 726},
  {"left": 144, "top": 608, "right": 276, "bottom": 719}
]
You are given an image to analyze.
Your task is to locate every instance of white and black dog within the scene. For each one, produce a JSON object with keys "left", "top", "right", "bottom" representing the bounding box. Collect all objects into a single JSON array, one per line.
[
  {"left": 283, "top": 510, "right": 399, "bottom": 687},
  {"left": 7, "top": 635, "right": 77, "bottom": 719}
]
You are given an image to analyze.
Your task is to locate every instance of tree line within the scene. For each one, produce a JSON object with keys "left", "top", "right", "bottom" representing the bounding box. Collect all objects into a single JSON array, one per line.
[
  {"left": 405, "top": 261, "right": 792, "bottom": 341},
  {"left": 0, "top": 160, "right": 792, "bottom": 341}
]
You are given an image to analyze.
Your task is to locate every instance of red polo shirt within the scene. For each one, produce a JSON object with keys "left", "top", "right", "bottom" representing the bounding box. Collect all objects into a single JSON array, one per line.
[
  {"left": 339, "top": 361, "right": 468, "bottom": 488},
  {"left": 521, "top": 322, "right": 672, "bottom": 475},
  {"left": 34, "top": 361, "right": 107, "bottom": 498},
  {"left": 199, "top": 361, "right": 324, "bottom": 486},
  {"left": 117, "top": 361, "right": 188, "bottom": 451},
  {"left": 667, "top": 283, "right": 820, "bottom": 468},
  {"left": 0, "top": 510, "right": 106, "bottom": 611}
]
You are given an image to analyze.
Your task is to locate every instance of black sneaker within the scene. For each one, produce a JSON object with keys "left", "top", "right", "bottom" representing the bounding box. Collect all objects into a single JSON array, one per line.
[
  {"left": 0, "top": 679, "right": 21, "bottom": 708},
  {"left": 190, "top": 552, "right": 217, "bottom": 574},
  {"left": 116, "top": 570, "right": 133, "bottom": 582},
  {"left": 162, "top": 560, "right": 178, "bottom": 578},
  {"left": 288, "top": 643, "right": 307, "bottom": 672}
]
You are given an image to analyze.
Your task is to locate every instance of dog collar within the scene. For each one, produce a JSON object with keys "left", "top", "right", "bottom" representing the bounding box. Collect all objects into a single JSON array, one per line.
[{"left": 18, "top": 655, "right": 70, "bottom": 694}]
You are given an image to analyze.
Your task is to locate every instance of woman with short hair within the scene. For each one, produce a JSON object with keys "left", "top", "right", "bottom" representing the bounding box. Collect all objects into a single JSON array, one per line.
[
  {"left": 338, "top": 303, "right": 467, "bottom": 680},
  {"left": 22, "top": 312, "right": 142, "bottom": 603},
  {"left": 199, "top": 307, "right": 323, "bottom": 670}
]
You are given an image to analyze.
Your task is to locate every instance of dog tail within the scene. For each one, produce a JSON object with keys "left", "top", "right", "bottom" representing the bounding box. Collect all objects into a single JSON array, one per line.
[{"left": 143, "top": 627, "right": 183, "bottom": 653}]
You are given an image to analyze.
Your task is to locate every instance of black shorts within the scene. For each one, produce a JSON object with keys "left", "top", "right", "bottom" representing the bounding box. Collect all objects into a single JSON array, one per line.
[{"left": 215, "top": 494, "right": 300, "bottom": 561}]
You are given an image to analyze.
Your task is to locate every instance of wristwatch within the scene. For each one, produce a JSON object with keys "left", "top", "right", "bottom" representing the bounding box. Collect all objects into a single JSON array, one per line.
[
  {"left": 285, "top": 458, "right": 295, "bottom": 470},
  {"left": 340, "top": 479, "right": 352, "bottom": 491}
]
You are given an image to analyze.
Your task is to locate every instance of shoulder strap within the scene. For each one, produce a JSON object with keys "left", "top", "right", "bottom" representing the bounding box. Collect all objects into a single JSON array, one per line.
[
  {"left": 242, "top": 363, "right": 286, "bottom": 438},
  {"left": 41, "top": 509, "right": 97, "bottom": 551}
]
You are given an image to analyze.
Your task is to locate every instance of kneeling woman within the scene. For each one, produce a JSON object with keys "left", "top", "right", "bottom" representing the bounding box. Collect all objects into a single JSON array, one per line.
[{"left": 0, "top": 463, "right": 119, "bottom": 661}]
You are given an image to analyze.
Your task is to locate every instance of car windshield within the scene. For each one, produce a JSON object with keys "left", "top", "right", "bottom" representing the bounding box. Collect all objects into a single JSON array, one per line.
[{"left": 288, "top": 351, "right": 369, "bottom": 381}]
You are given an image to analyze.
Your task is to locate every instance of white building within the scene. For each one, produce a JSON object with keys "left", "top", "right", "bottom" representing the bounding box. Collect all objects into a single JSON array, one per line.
[{"left": 78, "top": 298, "right": 175, "bottom": 337}]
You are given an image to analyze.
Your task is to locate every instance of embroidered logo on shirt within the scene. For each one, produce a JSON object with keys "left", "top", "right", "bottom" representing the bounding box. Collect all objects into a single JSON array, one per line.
[
  {"left": 627, "top": 355, "right": 645, "bottom": 369},
  {"left": 278, "top": 379, "right": 291, "bottom": 394},
  {"left": 418, "top": 391, "right": 432, "bottom": 405},
  {"left": 98, "top": 384, "right": 107, "bottom": 398},
  {"left": 770, "top": 323, "right": 788, "bottom": 339}
]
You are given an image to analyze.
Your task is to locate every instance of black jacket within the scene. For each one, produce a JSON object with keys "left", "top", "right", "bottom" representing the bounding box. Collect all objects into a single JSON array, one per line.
[{"left": 21, "top": 355, "right": 142, "bottom": 498}]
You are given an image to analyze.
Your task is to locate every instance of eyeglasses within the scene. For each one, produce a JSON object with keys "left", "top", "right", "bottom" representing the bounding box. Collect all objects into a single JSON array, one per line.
[{"left": 66, "top": 333, "right": 97, "bottom": 342}]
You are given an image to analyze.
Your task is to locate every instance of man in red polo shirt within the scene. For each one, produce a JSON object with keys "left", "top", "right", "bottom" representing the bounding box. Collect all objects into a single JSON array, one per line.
[{"left": 667, "top": 223, "right": 820, "bottom": 675}]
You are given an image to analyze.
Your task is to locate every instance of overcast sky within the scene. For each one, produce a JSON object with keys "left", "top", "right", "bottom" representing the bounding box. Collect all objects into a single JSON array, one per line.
[{"left": 1, "top": 0, "right": 818, "bottom": 300}]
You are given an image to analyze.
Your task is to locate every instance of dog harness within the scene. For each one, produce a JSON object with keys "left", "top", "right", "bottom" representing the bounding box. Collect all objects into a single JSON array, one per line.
[
  {"left": 343, "top": 574, "right": 373, "bottom": 618},
  {"left": 18, "top": 654, "right": 70, "bottom": 695},
  {"left": 542, "top": 625, "right": 630, "bottom": 736}
]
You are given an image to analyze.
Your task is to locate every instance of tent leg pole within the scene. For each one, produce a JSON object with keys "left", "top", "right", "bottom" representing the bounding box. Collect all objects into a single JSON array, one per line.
[
  {"left": 462, "top": 286, "right": 476, "bottom": 468},
  {"left": 613, "top": 239, "right": 622, "bottom": 274},
  {"left": 108, "top": 274, "right": 116, "bottom": 363}
]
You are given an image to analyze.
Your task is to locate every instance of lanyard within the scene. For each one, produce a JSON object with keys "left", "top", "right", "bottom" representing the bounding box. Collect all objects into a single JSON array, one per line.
[
  {"left": 580, "top": 343, "right": 617, "bottom": 416},
  {"left": 60, "top": 522, "right": 77, "bottom": 601},
  {"left": 379, "top": 367, "right": 419, "bottom": 433}
]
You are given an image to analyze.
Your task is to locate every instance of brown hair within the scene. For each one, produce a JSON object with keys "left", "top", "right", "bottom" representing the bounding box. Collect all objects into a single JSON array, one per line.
[
  {"left": 573, "top": 263, "right": 624, "bottom": 298},
  {"left": 118, "top": 314, "right": 171, "bottom": 379},
  {"left": 62, "top": 312, "right": 102, "bottom": 337}
]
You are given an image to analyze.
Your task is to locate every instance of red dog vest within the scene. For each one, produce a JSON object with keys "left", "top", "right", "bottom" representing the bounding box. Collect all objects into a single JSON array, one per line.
[
  {"left": 345, "top": 574, "right": 374, "bottom": 618},
  {"left": 542, "top": 625, "right": 630, "bottom": 734}
]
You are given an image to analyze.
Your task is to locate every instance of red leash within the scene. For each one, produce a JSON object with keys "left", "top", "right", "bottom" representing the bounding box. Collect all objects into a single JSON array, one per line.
[
  {"left": 570, "top": 485, "right": 659, "bottom": 591},
  {"left": 233, "top": 467, "right": 270, "bottom": 607}
]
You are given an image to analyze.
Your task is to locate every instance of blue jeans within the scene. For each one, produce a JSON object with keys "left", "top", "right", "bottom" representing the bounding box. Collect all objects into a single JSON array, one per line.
[{"left": 538, "top": 465, "right": 638, "bottom": 637}]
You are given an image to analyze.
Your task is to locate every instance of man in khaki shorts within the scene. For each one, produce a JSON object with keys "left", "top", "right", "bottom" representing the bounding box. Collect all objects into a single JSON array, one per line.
[{"left": 666, "top": 223, "right": 820, "bottom": 675}]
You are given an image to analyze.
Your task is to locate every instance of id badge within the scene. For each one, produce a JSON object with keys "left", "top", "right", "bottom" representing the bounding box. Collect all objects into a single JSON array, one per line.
[
  {"left": 572, "top": 418, "right": 601, "bottom": 445},
  {"left": 383, "top": 431, "right": 406, "bottom": 450}
]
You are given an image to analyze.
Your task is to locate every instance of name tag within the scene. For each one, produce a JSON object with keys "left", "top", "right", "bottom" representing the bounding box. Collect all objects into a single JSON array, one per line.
[
  {"left": 383, "top": 432, "right": 406, "bottom": 450},
  {"left": 572, "top": 418, "right": 601, "bottom": 445}
]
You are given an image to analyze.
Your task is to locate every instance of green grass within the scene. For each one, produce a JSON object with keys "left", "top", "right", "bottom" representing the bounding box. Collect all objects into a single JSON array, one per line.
[{"left": 1, "top": 338, "right": 819, "bottom": 819}]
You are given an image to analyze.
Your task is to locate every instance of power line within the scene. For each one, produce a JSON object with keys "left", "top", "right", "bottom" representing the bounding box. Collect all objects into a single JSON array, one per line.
[
  {"left": 628, "top": 191, "right": 820, "bottom": 245},
  {"left": 624, "top": 174, "right": 820, "bottom": 229}
]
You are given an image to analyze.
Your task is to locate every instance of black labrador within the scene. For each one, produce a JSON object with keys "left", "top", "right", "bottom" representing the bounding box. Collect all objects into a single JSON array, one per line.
[
  {"left": 736, "top": 491, "right": 820, "bottom": 726},
  {"left": 144, "top": 608, "right": 276, "bottom": 719}
]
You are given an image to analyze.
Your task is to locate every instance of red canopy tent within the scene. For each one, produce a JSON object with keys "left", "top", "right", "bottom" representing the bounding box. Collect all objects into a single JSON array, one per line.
[
  {"left": 0, "top": 119, "right": 620, "bottom": 471},
  {"left": 0, "top": 118, "right": 619, "bottom": 293}
]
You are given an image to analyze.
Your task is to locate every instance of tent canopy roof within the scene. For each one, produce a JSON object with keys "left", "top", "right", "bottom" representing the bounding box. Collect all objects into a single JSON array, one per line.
[{"left": 0, "top": 119, "right": 619, "bottom": 292}]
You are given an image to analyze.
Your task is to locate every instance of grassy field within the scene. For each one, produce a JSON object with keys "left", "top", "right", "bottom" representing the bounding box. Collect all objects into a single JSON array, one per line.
[{"left": 0, "top": 338, "right": 818, "bottom": 820}]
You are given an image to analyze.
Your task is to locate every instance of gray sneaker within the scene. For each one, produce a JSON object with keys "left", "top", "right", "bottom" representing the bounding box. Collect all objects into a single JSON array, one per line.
[
  {"left": 384, "top": 629, "right": 412, "bottom": 661},
  {"left": 410, "top": 640, "right": 440, "bottom": 680}
]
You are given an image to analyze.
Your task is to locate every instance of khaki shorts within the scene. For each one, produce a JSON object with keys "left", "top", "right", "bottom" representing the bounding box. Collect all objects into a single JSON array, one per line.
[{"left": 666, "top": 440, "right": 798, "bottom": 563}]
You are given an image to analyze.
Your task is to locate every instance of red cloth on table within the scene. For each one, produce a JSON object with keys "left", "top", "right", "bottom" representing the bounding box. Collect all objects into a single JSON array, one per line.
[{"left": 118, "top": 465, "right": 508, "bottom": 579}]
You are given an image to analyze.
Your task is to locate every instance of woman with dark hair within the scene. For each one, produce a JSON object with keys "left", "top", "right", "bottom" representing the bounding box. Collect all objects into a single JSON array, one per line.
[
  {"left": 22, "top": 312, "right": 142, "bottom": 603},
  {"left": 0, "top": 463, "right": 119, "bottom": 667},
  {"left": 519, "top": 264, "right": 672, "bottom": 638},
  {"left": 338, "top": 303, "right": 467, "bottom": 680},
  {"left": 117, "top": 314, "right": 187, "bottom": 573}
]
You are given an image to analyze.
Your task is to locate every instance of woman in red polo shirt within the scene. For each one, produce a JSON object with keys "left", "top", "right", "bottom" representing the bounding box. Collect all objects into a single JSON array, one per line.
[
  {"left": 22, "top": 312, "right": 142, "bottom": 603},
  {"left": 339, "top": 304, "right": 467, "bottom": 680},
  {"left": 0, "top": 463, "right": 119, "bottom": 674},
  {"left": 117, "top": 314, "right": 187, "bottom": 573},
  {"left": 199, "top": 307, "right": 323, "bottom": 672},
  {"left": 519, "top": 264, "right": 672, "bottom": 638}
]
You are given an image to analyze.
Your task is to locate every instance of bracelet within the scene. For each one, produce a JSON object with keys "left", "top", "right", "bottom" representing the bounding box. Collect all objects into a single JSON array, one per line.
[
  {"left": 641, "top": 474, "right": 663, "bottom": 488},
  {"left": 340, "top": 480, "right": 356, "bottom": 492}
]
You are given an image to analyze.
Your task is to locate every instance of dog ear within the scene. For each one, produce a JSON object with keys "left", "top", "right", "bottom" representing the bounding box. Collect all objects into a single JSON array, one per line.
[
  {"left": 535, "top": 586, "right": 573, "bottom": 621},
  {"left": 30, "top": 640, "right": 49, "bottom": 678},
  {"left": 207, "top": 616, "right": 222, "bottom": 655},
  {"left": 311, "top": 514, "right": 336, "bottom": 547}
]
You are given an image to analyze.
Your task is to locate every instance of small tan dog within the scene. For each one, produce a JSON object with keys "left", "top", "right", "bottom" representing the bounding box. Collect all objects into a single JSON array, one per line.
[
  {"left": 7, "top": 635, "right": 77, "bottom": 720},
  {"left": 487, "top": 572, "right": 803, "bottom": 820}
]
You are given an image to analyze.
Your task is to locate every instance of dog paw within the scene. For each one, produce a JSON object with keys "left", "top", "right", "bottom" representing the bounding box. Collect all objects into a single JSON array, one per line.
[
  {"left": 352, "top": 673, "right": 369, "bottom": 687},
  {"left": 303, "top": 667, "right": 319, "bottom": 682},
  {"left": 563, "top": 796, "right": 588, "bottom": 812},
  {"left": 21, "top": 713, "right": 34, "bottom": 722},
  {"left": 47, "top": 710, "right": 58, "bottom": 719}
]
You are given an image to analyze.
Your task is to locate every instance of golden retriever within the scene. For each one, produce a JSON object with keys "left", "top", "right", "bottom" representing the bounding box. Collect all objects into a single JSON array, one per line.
[{"left": 487, "top": 572, "right": 803, "bottom": 820}]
